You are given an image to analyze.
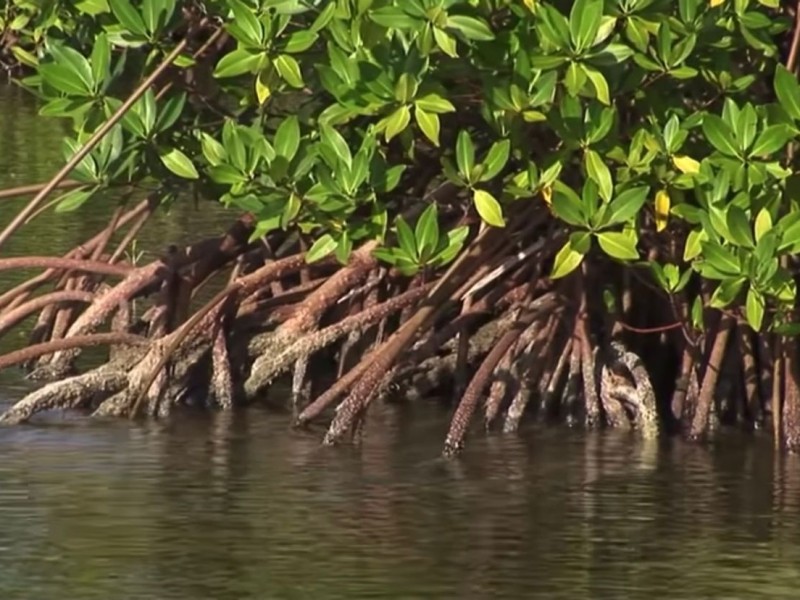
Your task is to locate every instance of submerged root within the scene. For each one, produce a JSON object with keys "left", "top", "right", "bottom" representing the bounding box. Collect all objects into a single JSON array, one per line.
[{"left": 0, "top": 364, "right": 128, "bottom": 424}]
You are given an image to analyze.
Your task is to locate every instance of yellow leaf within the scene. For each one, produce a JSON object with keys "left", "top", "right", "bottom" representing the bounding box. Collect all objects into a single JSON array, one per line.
[
  {"left": 655, "top": 189, "right": 670, "bottom": 232},
  {"left": 541, "top": 184, "right": 553, "bottom": 207},
  {"left": 672, "top": 155, "right": 700, "bottom": 174},
  {"left": 710, "top": 0, "right": 726, "bottom": 6},
  {"left": 522, "top": 0, "right": 535, "bottom": 11},
  {"left": 255, "top": 71, "right": 271, "bottom": 105}
]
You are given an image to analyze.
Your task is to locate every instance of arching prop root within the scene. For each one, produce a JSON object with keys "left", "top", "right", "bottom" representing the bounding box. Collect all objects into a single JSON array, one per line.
[{"left": 0, "top": 365, "right": 128, "bottom": 425}]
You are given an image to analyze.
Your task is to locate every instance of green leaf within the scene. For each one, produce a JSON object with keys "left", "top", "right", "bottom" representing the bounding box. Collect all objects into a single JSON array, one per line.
[
  {"left": 701, "top": 242, "right": 740, "bottom": 276},
  {"left": 456, "top": 130, "right": 475, "bottom": 180},
  {"left": 415, "top": 93, "right": 456, "bottom": 114},
  {"left": 597, "top": 231, "right": 639, "bottom": 260},
  {"left": 306, "top": 233, "right": 337, "bottom": 263},
  {"left": 709, "top": 277, "right": 746, "bottom": 308},
  {"left": 39, "top": 64, "right": 91, "bottom": 96},
  {"left": 581, "top": 64, "right": 610, "bottom": 105},
  {"left": 54, "top": 186, "right": 94, "bottom": 213},
  {"left": 603, "top": 186, "right": 649, "bottom": 225},
  {"left": 683, "top": 229, "right": 706, "bottom": 261},
  {"left": 275, "top": 54, "right": 304, "bottom": 87},
  {"left": 394, "top": 73, "right": 418, "bottom": 103},
  {"left": 396, "top": 216, "right": 417, "bottom": 259},
  {"left": 725, "top": 206, "right": 755, "bottom": 248},
  {"left": 775, "top": 64, "right": 800, "bottom": 121},
  {"left": 227, "top": 0, "right": 263, "bottom": 46},
  {"left": 108, "top": 0, "right": 147, "bottom": 36},
  {"left": 585, "top": 149, "right": 612, "bottom": 202},
  {"left": 569, "top": 0, "right": 603, "bottom": 52},
  {"left": 274, "top": 116, "right": 300, "bottom": 162},
  {"left": 473, "top": 189, "right": 505, "bottom": 227},
  {"left": 433, "top": 225, "right": 470, "bottom": 266},
  {"left": 480, "top": 140, "right": 510, "bottom": 182},
  {"left": 551, "top": 240, "right": 585, "bottom": 279},
  {"left": 208, "top": 164, "right": 247, "bottom": 184},
  {"left": 369, "top": 7, "right": 422, "bottom": 29},
  {"left": 446, "top": 15, "right": 495, "bottom": 41},
  {"left": 90, "top": 33, "right": 110, "bottom": 89},
  {"left": 282, "top": 30, "right": 318, "bottom": 53},
  {"left": 415, "top": 106, "right": 440, "bottom": 146},
  {"left": 159, "top": 147, "right": 199, "bottom": 179},
  {"left": 200, "top": 133, "right": 226, "bottom": 166},
  {"left": 745, "top": 286, "right": 765, "bottom": 331},
  {"left": 433, "top": 26, "right": 458, "bottom": 57},
  {"left": 755, "top": 208, "right": 772, "bottom": 243},
  {"left": 154, "top": 92, "right": 185, "bottom": 133},
  {"left": 551, "top": 184, "right": 586, "bottom": 227},
  {"left": 320, "top": 124, "right": 352, "bottom": 169},
  {"left": 750, "top": 124, "right": 794, "bottom": 157},
  {"left": 415, "top": 203, "right": 440, "bottom": 261},
  {"left": 213, "top": 49, "right": 262, "bottom": 78},
  {"left": 702, "top": 114, "right": 740, "bottom": 157},
  {"left": 384, "top": 105, "right": 411, "bottom": 142}
]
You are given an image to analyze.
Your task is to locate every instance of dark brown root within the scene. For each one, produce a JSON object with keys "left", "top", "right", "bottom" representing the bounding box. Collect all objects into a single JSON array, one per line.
[
  {"left": 502, "top": 316, "right": 559, "bottom": 432},
  {"left": 443, "top": 314, "right": 525, "bottom": 456},
  {"left": 782, "top": 339, "right": 800, "bottom": 451}
]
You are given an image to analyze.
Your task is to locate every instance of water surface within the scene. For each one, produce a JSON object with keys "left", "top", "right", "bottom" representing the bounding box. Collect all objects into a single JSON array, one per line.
[{"left": 2, "top": 85, "right": 800, "bottom": 600}]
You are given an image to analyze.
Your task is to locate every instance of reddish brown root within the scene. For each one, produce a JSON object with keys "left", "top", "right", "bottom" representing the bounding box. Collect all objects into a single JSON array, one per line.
[
  {"left": 0, "top": 290, "right": 94, "bottom": 339},
  {"left": 0, "top": 333, "right": 147, "bottom": 373},
  {"left": 688, "top": 315, "right": 734, "bottom": 440}
]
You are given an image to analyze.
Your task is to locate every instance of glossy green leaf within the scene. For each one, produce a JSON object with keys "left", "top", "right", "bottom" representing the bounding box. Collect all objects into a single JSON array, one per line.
[
  {"left": 446, "top": 15, "right": 495, "bottom": 41},
  {"left": 306, "top": 233, "right": 338, "bottom": 263},
  {"left": 275, "top": 54, "right": 304, "bottom": 87},
  {"left": 396, "top": 216, "right": 417, "bottom": 259},
  {"left": 597, "top": 231, "right": 639, "bottom": 260},
  {"left": 415, "top": 93, "right": 456, "bottom": 114},
  {"left": 415, "top": 106, "right": 440, "bottom": 146},
  {"left": 213, "top": 49, "right": 262, "bottom": 78},
  {"left": 480, "top": 140, "right": 510, "bottom": 182},
  {"left": 775, "top": 64, "right": 800, "bottom": 121},
  {"left": 569, "top": 0, "right": 603, "bottom": 52},
  {"left": 108, "top": 0, "right": 147, "bottom": 36},
  {"left": 750, "top": 124, "right": 794, "bottom": 157},
  {"left": 415, "top": 203, "right": 440, "bottom": 261},
  {"left": 274, "top": 116, "right": 300, "bottom": 162},
  {"left": 473, "top": 189, "right": 505, "bottom": 227},
  {"left": 384, "top": 105, "right": 411, "bottom": 142},
  {"left": 709, "top": 277, "right": 746, "bottom": 308},
  {"left": 551, "top": 240, "right": 585, "bottom": 279},
  {"left": 725, "top": 206, "right": 755, "bottom": 248},
  {"left": 456, "top": 130, "right": 475, "bottom": 180},
  {"left": 159, "top": 147, "right": 199, "bottom": 179},
  {"left": 702, "top": 114, "right": 740, "bottom": 157},
  {"left": 603, "top": 186, "right": 649, "bottom": 225},
  {"left": 585, "top": 149, "right": 612, "bottom": 202},
  {"left": 745, "top": 286, "right": 765, "bottom": 331}
]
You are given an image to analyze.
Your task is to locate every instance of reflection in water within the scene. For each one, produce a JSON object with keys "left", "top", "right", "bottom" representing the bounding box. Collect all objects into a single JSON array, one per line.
[
  {"left": 1, "top": 403, "right": 800, "bottom": 599},
  {"left": 2, "top": 84, "right": 800, "bottom": 600}
]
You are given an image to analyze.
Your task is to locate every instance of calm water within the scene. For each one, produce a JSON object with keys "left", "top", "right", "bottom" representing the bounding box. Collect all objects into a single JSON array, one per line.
[{"left": 2, "top": 85, "right": 800, "bottom": 599}]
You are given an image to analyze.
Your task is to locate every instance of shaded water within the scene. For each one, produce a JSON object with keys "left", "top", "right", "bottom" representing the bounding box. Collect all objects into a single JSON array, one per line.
[{"left": 2, "top": 86, "right": 800, "bottom": 599}]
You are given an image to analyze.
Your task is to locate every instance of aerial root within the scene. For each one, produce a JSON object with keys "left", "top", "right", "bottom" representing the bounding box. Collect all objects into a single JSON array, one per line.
[{"left": 0, "top": 364, "right": 128, "bottom": 424}]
